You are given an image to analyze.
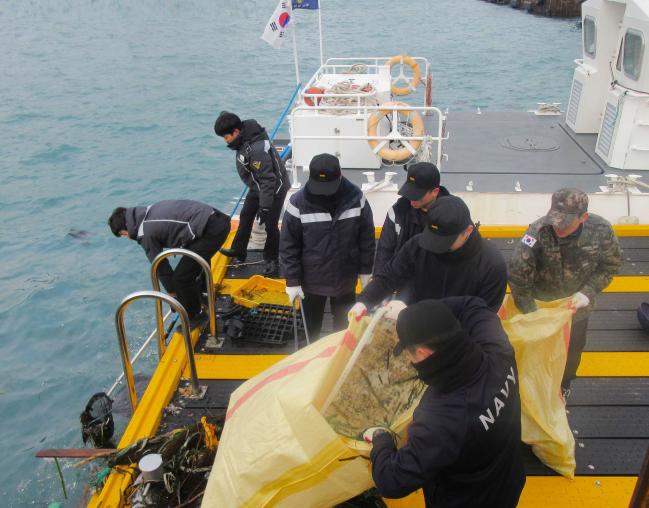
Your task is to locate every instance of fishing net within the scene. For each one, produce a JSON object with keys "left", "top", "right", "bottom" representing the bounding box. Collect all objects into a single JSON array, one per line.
[{"left": 80, "top": 392, "right": 114, "bottom": 448}]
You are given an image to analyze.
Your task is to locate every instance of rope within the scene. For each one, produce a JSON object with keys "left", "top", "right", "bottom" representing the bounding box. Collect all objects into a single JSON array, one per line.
[
  {"left": 343, "top": 63, "right": 368, "bottom": 74},
  {"left": 319, "top": 80, "right": 379, "bottom": 115}
]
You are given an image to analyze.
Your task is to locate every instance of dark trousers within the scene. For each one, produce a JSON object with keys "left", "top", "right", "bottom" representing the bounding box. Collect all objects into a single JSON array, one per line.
[
  {"left": 302, "top": 292, "right": 356, "bottom": 340},
  {"left": 174, "top": 215, "right": 230, "bottom": 318},
  {"left": 562, "top": 316, "right": 589, "bottom": 389},
  {"left": 231, "top": 188, "right": 287, "bottom": 261}
]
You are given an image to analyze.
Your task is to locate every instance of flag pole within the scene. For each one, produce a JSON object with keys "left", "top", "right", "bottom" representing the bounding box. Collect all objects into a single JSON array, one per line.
[
  {"left": 317, "top": 0, "right": 324, "bottom": 66},
  {"left": 291, "top": 20, "right": 301, "bottom": 85}
]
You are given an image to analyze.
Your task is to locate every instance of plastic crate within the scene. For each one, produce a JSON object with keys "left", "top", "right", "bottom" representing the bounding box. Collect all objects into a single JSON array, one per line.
[
  {"left": 236, "top": 304, "right": 305, "bottom": 346},
  {"left": 231, "top": 275, "right": 292, "bottom": 308}
]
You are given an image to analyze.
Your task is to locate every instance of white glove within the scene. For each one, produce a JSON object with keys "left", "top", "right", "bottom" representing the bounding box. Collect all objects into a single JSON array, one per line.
[
  {"left": 384, "top": 300, "right": 407, "bottom": 321},
  {"left": 286, "top": 286, "right": 305, "bottom": 304},
  {"left": 359, "top": 274, "right": 371, "bottom": 290},
  {"left": 571, "top": 292, "right": 590, "bottom": 310},
  {"left": 349, "top": 302, "right": 367, "bottom": 321},
  {"left": 363, "top": 426, "right": 391, "bottom": 444}
]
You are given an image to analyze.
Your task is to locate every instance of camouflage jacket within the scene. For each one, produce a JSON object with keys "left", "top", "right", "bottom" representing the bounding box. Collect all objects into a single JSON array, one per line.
[{"left": 508, "top": 213, "right": 622, "bottom": 319}]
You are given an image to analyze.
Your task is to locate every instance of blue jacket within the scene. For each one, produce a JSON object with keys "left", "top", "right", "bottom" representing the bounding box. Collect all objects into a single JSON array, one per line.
[
  {"left": 370, "top": 296, "right": 525, "bottom": 508},
  {"left": 279, "top": 177, "right": 375, "bottom": 296}
]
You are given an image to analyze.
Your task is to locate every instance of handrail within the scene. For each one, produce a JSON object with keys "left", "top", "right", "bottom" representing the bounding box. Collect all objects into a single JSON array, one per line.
[
  {"left": 106, "top": 308, "right": 172, "bottom": 397},
  {"left": 151, "top": 249, "right": 216, "bottom": 356},
  {"left": 291, "top": 104, "right": 445, "bottom": 168},
  {"left": 115, "top": 291, "right": 199, "bottom": 413}
]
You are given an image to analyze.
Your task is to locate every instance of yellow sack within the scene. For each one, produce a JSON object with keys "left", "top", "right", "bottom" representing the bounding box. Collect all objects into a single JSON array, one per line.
[
  {"left": 203, "top": 311, "right": 421, "bottom": 508},
  {"left": 498, "top": 295, "right": 576, "bottom": 478}
]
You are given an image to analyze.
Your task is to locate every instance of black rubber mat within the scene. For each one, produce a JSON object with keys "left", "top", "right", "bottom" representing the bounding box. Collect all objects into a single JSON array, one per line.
[
  {"left": 223, "top": 250, "right": 269, "bottom": 279},
  {"left": 568, "top": 378, "right": 649, "bottom": 405},
  {"left": 157, "top": 379, "right": 243, "bottom": 434},
  {"left": 589, "top": 310, "right": 644, "bottom": 330},
  {"left": 594, "top": 293, "right": 649, "bottom": 311},
  {"left": 522, "top": 439, "right": 649, "bottom": 475},
  {"left": 483, "top": 237, "right": 649, "bottom": 275},
  {"left": 567, "top": 406, "right": 649, "bottom": 438},
  {"left": 585, "top": 329, "right": 649, "bottom": 352}
]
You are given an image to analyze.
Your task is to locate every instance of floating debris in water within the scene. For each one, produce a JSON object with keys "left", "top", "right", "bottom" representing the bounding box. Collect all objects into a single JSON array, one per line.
[{"left": 67, "top": 228, "right": 92, "bottom": 241}]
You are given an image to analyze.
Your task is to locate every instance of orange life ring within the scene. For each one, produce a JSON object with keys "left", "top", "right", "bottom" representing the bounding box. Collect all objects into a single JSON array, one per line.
[
  {"left": 367, "top": 101, "right": 425, "bottom": 162},
  {"left": 387, "top": 54, "right": 421, "bottom": 96},
  {"left": 304, "top": 87, "right": 325, "bottom": 106}
]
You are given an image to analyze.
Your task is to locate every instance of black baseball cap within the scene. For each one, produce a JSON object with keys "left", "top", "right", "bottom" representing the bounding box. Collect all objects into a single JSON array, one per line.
[
  {"left": 398, "top": 162, "right": 441, "bottom": 201},
  {"left": 418, "top": 196, "right": 472, "bottom": 253},
  {"left": 306, "top": 153, "right": 342, "bottom": 196},
  {"left": 394, "top": 299, "right": 463, "bottom": 355}
]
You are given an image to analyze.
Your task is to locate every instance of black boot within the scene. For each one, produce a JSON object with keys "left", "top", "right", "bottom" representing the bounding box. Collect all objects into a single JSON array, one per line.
[
  {"left": 263, "top": 259, "right": 279, "bottom": 277},
  {"left": 220, "top": 247, "right": 246, "bottom": 263}
]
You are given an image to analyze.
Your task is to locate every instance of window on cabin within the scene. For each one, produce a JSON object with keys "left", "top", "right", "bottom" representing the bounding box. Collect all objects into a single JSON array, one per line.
[
  {"left": 584, "top": 16, "right": 596, "bottom": 58},
  {"left": 623, "top": 29, "right": 644, "bottom": 81}
]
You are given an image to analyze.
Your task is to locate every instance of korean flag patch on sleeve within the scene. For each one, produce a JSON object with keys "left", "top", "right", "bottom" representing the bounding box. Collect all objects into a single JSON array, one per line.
[{"left": 521, "top": 234, "right": 537, "bottom": 248}]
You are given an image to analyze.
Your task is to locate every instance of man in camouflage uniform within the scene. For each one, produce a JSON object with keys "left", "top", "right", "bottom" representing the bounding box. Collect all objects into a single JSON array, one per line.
[{"left": 508, "top": 188, "right": 622, "bottom": 394}]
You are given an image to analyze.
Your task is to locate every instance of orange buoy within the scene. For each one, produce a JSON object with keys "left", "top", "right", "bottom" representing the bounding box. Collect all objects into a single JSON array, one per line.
[
  {"left": 367, "top": 101, "right": 424, "bottom": 162},
  {"left": 304, "top": 87, "right": 325, "bottom": 106}
]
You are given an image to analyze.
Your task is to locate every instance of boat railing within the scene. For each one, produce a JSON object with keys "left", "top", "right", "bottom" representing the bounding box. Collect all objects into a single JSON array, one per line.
[
  {"left": 151, "top": 248, "right": 216, "bottom": 358},
  {"left": 290, "top": 103, "right": 446, "bottom": 168},
  {"left": 115, "top": 290, "right": 202, "bottom": 413},
  {"left": 300, "top": 56, "right": 432, "bottom": 108}
]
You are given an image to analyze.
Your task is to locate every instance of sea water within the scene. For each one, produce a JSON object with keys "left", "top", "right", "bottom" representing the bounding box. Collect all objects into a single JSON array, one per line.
[{"left": 0, "top": 0, "right": 580, "bottom": 504}]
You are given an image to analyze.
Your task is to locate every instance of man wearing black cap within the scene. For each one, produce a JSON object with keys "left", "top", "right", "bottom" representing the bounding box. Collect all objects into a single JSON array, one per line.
[
  {"left": 351, "top": 195, "right": 507, "bottom": 317},
  {"left": 214, "top": 111, "right": 289, "bottom": 276},
  {"left": 365, "top": 297, "right": 525, "bottom": 508},
  {"left": 280, "top": 153, "right": 375, "bottom": 339},
  {"left": 374, "top": 162, "right": 450, "bottom": 275}
]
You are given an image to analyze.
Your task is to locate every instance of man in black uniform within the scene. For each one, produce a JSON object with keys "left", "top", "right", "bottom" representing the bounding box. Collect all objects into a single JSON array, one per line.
[
  {"left": 108, "top": 200, "right": 230, "bottom": 325},
  {"left": 374, "top": 162, "right": 449, "bottom": 274},
  {"left": 214, "top": 111, "right": 289, "bottom": 275},
  {"left": 280, "top": 153, "right": 375, "bottom": 339},
  {"left": 365, "top": 297, "right": 525, "bottom": 507},
  {"left": 351, "top": 196, "right": 507, "bottom": 317}
]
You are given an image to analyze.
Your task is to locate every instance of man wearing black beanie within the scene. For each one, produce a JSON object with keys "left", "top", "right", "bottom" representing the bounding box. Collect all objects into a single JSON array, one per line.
[{"left": 365, "top": 297, "right": 525, "bottom": 508}]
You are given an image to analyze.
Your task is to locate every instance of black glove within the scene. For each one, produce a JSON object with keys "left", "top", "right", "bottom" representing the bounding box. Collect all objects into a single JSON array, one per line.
[{"left": 257, "top": 208, "right": 270, "bottom": 225}]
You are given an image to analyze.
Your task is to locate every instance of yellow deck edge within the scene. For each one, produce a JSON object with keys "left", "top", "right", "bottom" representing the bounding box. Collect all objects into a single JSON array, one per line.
[
  {"left": 376, "top": 224, "right": 649, "bottom": 238},
  {"left": 478, "top": 224, "right": 649, "bottom": 238},
  {"left": 384, "top": 476, "right": 636, "bottom": 508},
  {"left": 224, "top": 276, "right": 649, "bottom": 294},
  {"left": 186, "top": 351, "right": 649, "bottom": 380}
]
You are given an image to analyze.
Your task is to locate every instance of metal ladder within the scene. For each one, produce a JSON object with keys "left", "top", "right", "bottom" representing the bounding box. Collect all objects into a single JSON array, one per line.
[
  {"left": 150, "top": 248, "right": 218, "bottom": 357},
  {"left": 115, "top": 290, "right": 203, "bottom": 413}
]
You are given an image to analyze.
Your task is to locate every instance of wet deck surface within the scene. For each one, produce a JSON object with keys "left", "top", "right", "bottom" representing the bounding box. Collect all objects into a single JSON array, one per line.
[{"left": 160, "top": 236, "right": 649, "bottom": 481}]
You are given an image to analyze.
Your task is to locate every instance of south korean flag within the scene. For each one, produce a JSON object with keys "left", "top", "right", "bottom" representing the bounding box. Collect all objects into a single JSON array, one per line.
[
  {"left": 521, "top": 234, "right": 537, "bottom": 248},
  {"left": 261, "top": 0, "right": 293, "bottom": 49}
]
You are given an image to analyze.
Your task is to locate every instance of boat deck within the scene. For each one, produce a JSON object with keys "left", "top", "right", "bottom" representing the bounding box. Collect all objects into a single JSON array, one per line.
[
  {"left": 282, "top": 112, "right": 649, "bottom": 195},
  {"left": 91, "top": 229, "right": 649, "bottom": 508},
  {"left": 163, "top": 232, "right": 649, "bottom": 507}
]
